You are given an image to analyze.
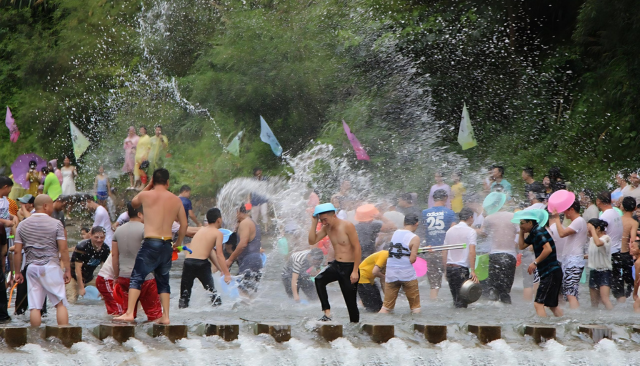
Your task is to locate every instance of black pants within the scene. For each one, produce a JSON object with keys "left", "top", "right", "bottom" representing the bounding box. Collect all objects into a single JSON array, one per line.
[
  {"left": 315, "top": 261, "right": 359, "bottom": 322},
  {"left": 357, "top": 282, "right": 383, "bottom": 312},
  {"left": 282, "top": 274, "right": 317, "bottom": 300},
  {"left": 488, "top": 253, "right": 517, "bottom": 304},
  {"left": 611, "top": 252, "right": 634, "bottom": 299},
  {"left": 0, "top": 269, "right": 9, "bottom": 321},
  {"left": 15, "top": 265, "right": 47, "bottom": 315},
  {"left": 446, "top": 265, "right": 469, "bottom": 308},
  {"left": 179, "top": 258, "right": 220, "bottom": 308}
]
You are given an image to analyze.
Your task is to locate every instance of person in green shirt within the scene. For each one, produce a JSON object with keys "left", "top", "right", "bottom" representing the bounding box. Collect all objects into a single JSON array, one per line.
[{"left": 43, "top": 166, "right": 62, "bottom": 201}]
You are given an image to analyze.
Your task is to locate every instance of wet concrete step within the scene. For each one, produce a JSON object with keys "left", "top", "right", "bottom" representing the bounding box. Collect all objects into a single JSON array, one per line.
[
  {"left": 578, "top": 325, "right": 611, "bottom": 342},
  {"left": 196, "top": 323, "right": 239, "bottom": 341},
  {"left": 468, "top": 324, "right": 501, "bottom": 344},
  {"left": 0, "top": 326, "right": 28, "bottom": 347},
  {"left": 150, "top": 324, "right": 188, "bottom": 343},
  {"left": 523, "top": 325, "right": 556, "bottom": 344},
  {"left": 93, "top": 324, "right": 135, "bottom": 343},
  {"left": 413, "top": 324, "right": 447, "bottom": 344},
  {"left": 253, "top": 323, "right": 291, "bottom": 342},
  {"left": 313, "top": 322, "right": 343, "bottom": 342},
  {"left": 362, "top": 324, "right": 394, "bottom": 343},
  {"left": 45, "top": 325, "right": 82, "bottom": 347}
]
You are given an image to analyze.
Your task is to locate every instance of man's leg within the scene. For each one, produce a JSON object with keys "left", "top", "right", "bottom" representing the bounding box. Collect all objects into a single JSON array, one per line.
[
  {"left": 622, "top": 253, "right": 634, "bottom": 299},
  {"left": 65, "top": 278, "right": 78, "bottom": 304},
  {"left": 55, "top": 301, "right": 69, "bottom": 326},
  {"left": 299, "top": 276, "right": 318, "bottom": 301},
  {"left": 610, "top": 252, "right": 625, "bottom": 303},
  {"left": 96, "top": 276, "right": 123, "bottom": 315},
  {"left": 196, "top": 260, "right": 221, "bottom": 306},
  {"left": 359, "top": 283, "right": 383, "bottom": 312},
  {"left": 179, "top": 260, "right": 197, "bottom": 308},
  {"left": 379, "top": 281, "right": 401, "bottom": 313},
  {"left": 0, "top": 269, "right": 10, "bottom": 321},
  {"left": 404, "top": 279, "right": 421, "bottom": 313},
  {"left": 115, "top": 240, "right": 161, "bottom": 322},
  {"left": 497, "top": 254, "right": 516, "bottom": 304},
  {"left": 487, "top": 253, "right": 499, "bottom": 301},
  {"left": 314, "top": 262, "right": 341, "bottom": 318},
  {"left": 153, "top": 241, "right": 174, "bottom": 324},
  {"left": 425, "top": 253, "right": 443, "bottom": 299},
  {"left": 260, "top": 203, "right": 268, "bottom": 231},
  {"left": 336, "top": 264, "right": 359, "bottom": 322},
  {"left": 140, "top": 279, "right": 163, "bottom": 321}
]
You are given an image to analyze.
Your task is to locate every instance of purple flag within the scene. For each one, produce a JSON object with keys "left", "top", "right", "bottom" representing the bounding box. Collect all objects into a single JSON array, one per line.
[
  {"left": 342, "top": 120, "right": 370, "bottom": 161},
  {"left": 5, "top": 107, "right": 19, "bottom": 143}
]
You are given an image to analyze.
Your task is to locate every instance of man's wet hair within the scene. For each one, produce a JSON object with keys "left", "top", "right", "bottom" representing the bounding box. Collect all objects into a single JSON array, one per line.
[
  {"left": 207, "top": 207, "right": 222, "bottom": 223},
  {"left": 569, "top": 199, "right": 581, "bottom": 214},
  {"left": 127, "top": 201, "right": 143, "bottom": 218},
  {"left": 91, "top": 226, "right": 106, "bottom": 235},
  {"left": 404, "top": 213, "right": 420, "bottom": 226},
  {"left": 459, "top": 207, "right": 475, "bottom": 221},
  {"left": 0, "top": 176, "right": 14, "bottom": 189},
  {"left": 399, "top": 192, "right": 413, "bottom": 203},
  {"left": 153, "top": 168, "right": 170, "bottom": 185},
  {"left": 523, "top": 167, "right": 534, "bottom": 178},
  {"left": 180, "top": 185, "right": 191, "bottom": 193},
  {"left": 433, "top": 189, "right": 448, "bottom": 201},
  {"left": 623, "top": 196, "right": 637, "bottom": 212},
  {"left": 80, "top": 227, "right": 90, "bottom": 234},
  {"left": 494, "top": 166, "right": 505, "bottom": 176},
  {"left": 596, "top": 191, "right": 611, "bottom": 204},
  {"left": 238, "top": 204, "right": 247, "bottom": 214}
]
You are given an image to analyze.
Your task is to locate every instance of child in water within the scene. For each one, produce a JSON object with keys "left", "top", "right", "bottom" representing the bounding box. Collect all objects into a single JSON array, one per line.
[{"left": 586, "top": 218, "right": 613, "bottom": 310}]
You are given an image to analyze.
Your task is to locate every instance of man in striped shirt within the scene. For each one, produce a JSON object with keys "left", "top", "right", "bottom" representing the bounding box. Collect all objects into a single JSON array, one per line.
[
  {"left": 282, "top": 249, "right": 324, "bottom": 302},
  {"left": 13, "top": 195, "right": 72, "bottom": 327}
]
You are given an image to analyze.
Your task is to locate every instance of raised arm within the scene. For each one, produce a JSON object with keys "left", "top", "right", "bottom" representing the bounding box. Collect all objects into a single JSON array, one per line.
[
  {"left": 308, "top": 215, "right": 328, "bottom": 245},
  {"left": 552, "top": 216, "right": 576, "bottom": 238},
  {"left": 517, "top": 229, "right": 529, "bottom": 250}
]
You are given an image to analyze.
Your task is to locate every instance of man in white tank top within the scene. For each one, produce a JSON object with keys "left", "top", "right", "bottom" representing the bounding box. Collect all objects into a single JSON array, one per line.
[{"left": 379, "top": 213, "right": 421, "bottom": 314}]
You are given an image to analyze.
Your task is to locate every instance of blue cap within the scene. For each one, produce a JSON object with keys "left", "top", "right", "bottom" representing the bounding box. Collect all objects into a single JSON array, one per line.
[
  {"left": 220, "top": 228, "right": 233, "bottom": 243},
  {"left": 313, "top": 203, "right": 336, "bottom": 217},
  {"left": 482, "top": 192, "right": 507, "bottom": 215},
  {"left": 511, "top": 209, "right": 549, "bottom": 227}
]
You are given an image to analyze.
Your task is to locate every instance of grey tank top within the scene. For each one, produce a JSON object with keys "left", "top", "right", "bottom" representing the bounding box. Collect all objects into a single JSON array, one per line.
[{"left": 237, "top": 219, "right": 263, "bottom": 272}]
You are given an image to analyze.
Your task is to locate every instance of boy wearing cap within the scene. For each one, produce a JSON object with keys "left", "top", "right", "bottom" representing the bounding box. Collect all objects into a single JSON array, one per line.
[
  {"left": 179, "top": 208, "right": 231, "bottom": 308},
  {"left": 17, "top": 194, "right": 35, "bottom": 221},
  {"left": 516, "top": 209, "right": 563, "bottom": 317},
  {"left": 309, "top": 203, "right": 362, "bottom": 322}
]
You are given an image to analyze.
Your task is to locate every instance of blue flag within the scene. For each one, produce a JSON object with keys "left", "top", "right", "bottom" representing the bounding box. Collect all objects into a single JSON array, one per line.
[{"left": 260, "top": 116, "right": 283, "bottom": 157}]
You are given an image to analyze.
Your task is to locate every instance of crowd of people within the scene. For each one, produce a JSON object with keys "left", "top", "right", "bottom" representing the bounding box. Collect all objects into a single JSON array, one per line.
[{"left": 2, "top": 160, "right": 640, "bottom": 327}]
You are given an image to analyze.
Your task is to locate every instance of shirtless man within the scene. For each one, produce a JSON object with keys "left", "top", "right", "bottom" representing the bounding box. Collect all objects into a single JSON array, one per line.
[
  {"left": 308, "top": 203, "right": 361, "bottom": 322},
  {"left": 619, "top": 197, "right": 638, "bottom": 300},
  {"left": 115, "top": 168, "right": 187, "bottom": 324},
  {"left": 179, "top": 208, "right": 232, "bottom": 308}
]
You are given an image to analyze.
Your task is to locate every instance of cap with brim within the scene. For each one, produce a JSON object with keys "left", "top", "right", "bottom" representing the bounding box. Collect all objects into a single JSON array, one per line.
[
  {"left": 511, "top": 209, "right": 549, "bottom": 227},
  {"left": 17, "top": 194, "right": 34, "bottom": 204},
  {"left": 219, "top": 228, "right": 233, "bottom": 243},
  {"left": 483, "top": 192, "right": 507, "bottom": 215},
  {"left": 313, "top": 203, "right": 336, "bottom": 217},
  {"left": 355, "top": 203, "right": 379, "bottom": 222}
]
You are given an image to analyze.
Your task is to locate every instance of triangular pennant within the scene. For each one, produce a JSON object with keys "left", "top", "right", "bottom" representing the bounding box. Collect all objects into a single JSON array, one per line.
[
  {"left": 342, "top": 120, "right": 370, "bottom": 160},
  {"left": 260, "top": 116, "right": 283, "bottom": 157},
  {"left": 69, "top": 120, "right": 91, "bottom": 158},
  {"left": 5, "top": 107, "right": 19, "bottom": 143},
  {"left": 457, "top": 103, "right": 477, "bottom": 150},
  {"left": 227, "top": 130, "right": 244, "bottom": 157}
]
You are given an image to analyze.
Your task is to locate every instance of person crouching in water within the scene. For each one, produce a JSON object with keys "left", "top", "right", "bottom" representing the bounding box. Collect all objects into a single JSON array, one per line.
[
  {"left": 282, "top": 248, "right": 324, "bottom": 303},
  {"left": 516, "top": 209, "right": 563, "bottom": 317},
  {"left": 179, "top": 208, "right": 232, "bottom": 308},
  {"left": 379, "top": 213, "right": 421, "bottom": 314},
  {"left": 444, "top": 208, "right": 479, "bottom": 308}
]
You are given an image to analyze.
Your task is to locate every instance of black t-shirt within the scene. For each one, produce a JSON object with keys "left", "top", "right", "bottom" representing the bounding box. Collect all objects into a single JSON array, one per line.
[
  {"left": 51, "top": 209, "right": 66, "bottom": 228},
  {"left": 70, "top": 239, "right": 110, "bottom": 283},
  {"left": 524, "top": 181, "right": 545, "bottom": 196}
]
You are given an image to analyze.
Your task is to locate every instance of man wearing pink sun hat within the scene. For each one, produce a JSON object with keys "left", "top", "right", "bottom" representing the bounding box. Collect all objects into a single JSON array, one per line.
[{"left": 354, "top": 204, "right": 396, "bottom": 260}]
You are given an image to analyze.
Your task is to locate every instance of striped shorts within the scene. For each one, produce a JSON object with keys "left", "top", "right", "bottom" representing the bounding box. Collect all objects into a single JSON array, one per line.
[{"left": 562, "top": 266, "right": 584, "bottom": 298}]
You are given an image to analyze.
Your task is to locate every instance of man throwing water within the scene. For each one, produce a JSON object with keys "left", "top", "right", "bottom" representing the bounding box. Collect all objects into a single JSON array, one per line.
[
  {"left": 309, "top": 203, "right": 361, "bottom": 322},
  {"left": 115, "top": 168, "right": 187, "bottom": 324}
]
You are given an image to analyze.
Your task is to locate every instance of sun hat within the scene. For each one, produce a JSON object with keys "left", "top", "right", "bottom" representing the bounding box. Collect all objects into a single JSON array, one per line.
[
  {"left": 17, "top": 194, "right": 34, "bottom": 204},
  {"left": 483, "top": 192, "right": 507, "bottom": 215},
  {"left": 511, "top": 208, "right": 549, "bottom": 227},
  {"left": 547, "top": 190, "right": 575, "bottom": 213},
  {"left": 355, "top": 204, "right": 379, "bottom": 222},
  {"left": 313, "top": 203, "right": 336, "bottom": 217}
]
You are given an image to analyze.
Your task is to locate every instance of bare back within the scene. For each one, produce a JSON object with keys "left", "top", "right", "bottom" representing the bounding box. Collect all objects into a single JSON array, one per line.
[
  {"left": 326, "top": 219, "right": 359, "bottom": 262},
  {"left": 621, "top": 215, "right": 639, "bottom": 253},
  {"left": 135, "top": 187, "right": 186, "bottom": 238},
  {"left": 186, "top": 225, "right": 221, "bottom": 260}
]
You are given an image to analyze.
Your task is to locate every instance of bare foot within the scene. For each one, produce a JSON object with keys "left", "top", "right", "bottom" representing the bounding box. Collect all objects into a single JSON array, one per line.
[
  {"left": 154, "top": 316, "right": 170, "bottom": 325},
  {"left": 114, "top": 313, "right": 136, "bottom": 323}
]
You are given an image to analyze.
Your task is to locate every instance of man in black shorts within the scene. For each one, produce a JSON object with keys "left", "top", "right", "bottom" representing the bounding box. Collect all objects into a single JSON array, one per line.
[{"left": 516, "top": 209, "right": 563, "bottom": 317}]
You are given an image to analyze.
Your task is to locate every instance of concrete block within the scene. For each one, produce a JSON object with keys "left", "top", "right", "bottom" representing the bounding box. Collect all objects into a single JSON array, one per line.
[
  {"left": 196, "top": 324, "right": 239, "bottom": 341},
  {"left": 0, "top": 327, "right": 28, "bottom": 347},
  {"left": 631, "top": 326, "right": 640, "bottom": 334},
  {"left": 314, "top": 322, "right": 342, "bottom": 342},
  {"left": 44, "top": 325, "right": 82, "bottom": 347},
  {"left": 578, "top": 325, "right": 611, "bottom": 342},
  {"left": 362, "top": 323, "right": 394, "bottom": 343},
  {"left": 150, "top": 324, "right": 188, "bottom": 343},
  {"left": 524, "top": 325, "right": 556, "bottom": 344},
  {"left": 253, "top": 323, "right": 291, "bottom": 342},
  {"left": 93, "top": 324, "right": 135, "bottom": 343},
  {"left": 468, "top": 324, "right": 501, "bottom": 344},
  {"left": 413, "top": 324, "right": 447, "bottom": 344}
]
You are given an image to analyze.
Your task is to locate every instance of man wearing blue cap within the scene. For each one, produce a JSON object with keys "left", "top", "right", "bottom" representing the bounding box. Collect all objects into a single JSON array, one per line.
[
  {"left": 516, "top": 209, "right": 563, "bottom": 317},
  {"left": 309, "top": 203, "right": 362, "bottom": 322},
  {"left": 177, "top": 207, "right": 231, "bottom": 308}
]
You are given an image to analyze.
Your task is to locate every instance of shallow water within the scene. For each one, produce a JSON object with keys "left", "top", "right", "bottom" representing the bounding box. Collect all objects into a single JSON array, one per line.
[{"left": 2, "top": 239, "right": 640, "bottom": 365}]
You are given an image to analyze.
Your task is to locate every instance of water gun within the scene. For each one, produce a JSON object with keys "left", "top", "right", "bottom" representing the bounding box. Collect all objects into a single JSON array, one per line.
[{"left": 171, "top": 246, "right": 193, "bottom": 261}]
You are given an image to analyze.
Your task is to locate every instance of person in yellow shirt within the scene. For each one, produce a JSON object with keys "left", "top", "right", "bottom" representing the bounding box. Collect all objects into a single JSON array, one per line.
[
  {"left": 451, "top": 172, "right": 466, "bottom": 213},
  {"left": 134, "top": 126, "right": 151, "bottom": 189},
  {"left": 357, "top": 250, "right": 389, "bottom": 312},
  {"left": 148, "top": 125, "right": 169, "bottom": 174}
]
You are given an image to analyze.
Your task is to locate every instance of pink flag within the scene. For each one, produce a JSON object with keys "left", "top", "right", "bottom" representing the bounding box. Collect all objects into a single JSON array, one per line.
[
  {"left": 342, "top": 120, "right": 370, "bottom": 161},
  {"left": 5, "top": 107, "right": 19, "bottom": 143}
]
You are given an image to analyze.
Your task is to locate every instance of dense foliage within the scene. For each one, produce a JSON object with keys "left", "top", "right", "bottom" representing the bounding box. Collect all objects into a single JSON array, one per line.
[{"left": 1, "top": 0, "right": 638, "bottom": 197}]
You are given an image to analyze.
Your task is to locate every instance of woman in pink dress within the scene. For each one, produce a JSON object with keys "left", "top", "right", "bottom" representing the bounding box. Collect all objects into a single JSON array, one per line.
[{"left": 122, "top": 126, "right": 139, "bottom": 188}]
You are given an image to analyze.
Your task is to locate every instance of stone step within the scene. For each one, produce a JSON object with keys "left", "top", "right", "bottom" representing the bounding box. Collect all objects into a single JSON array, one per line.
[
  {"left": 578, "top": 325, "right": 611, "bottom": 342},
  {"left": 523, "top": 325, "right": 556, "bottom": 344},
  {"left": 314, "top": 322, "right": 343, "bottom": 342},
  {"left": 631, "top": 326, "right": 640, "bottom": 334},
  {"left": 468, "top": 324, "right": 501, "bottom": 344},
  {"left": 44, "top": 325, "right": 82, "bottom": 347},
  {"left": 93, "top": 324, "right": 135, "bottom": 343},
  {"left": 413, "top": 324, "right": 447, "bottom": 344},
  {"left": 0, "top": 326, "right": 28, "bottom": 348},
  {"left": 150, "top": 324, "right": 188, "bottom": 343},
  {"left": 196, "top": 324, "right": 239, "bottom": 341},
  {"left": 362, "top": 324, "right": 394, "bottom": 343},
  {"left": 253, "top": 323, "right": 291, "bottom": 342}
]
